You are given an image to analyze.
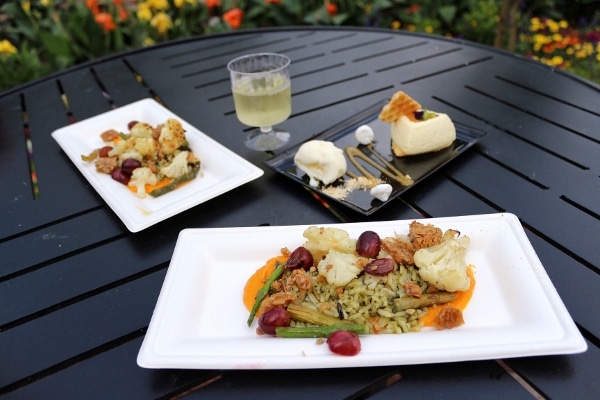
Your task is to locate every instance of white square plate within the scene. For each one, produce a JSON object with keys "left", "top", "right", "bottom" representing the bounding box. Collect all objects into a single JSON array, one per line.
[
  {"left": 52, "top": 99, "right": 263, "bottom": 232},
  {"left": 137, "top": 213, "right": 587, "bottom": 369}
]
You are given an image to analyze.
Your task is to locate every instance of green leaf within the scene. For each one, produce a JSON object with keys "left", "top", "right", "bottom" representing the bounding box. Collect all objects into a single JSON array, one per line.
[
  {"left": 39, "top": 31, "right": 72, "bottom": 57},
  {"left": 245, "top": 5, "right": 266, "bottom": 20},
  {"left": 332, "top": 13, "right": 350, "bottom": 26},
  {"left": 437, "top": 5, "right": 457, "bottom": 25},
  {"left": 1, "top": 2, "right": 25, "bottom": 16}
]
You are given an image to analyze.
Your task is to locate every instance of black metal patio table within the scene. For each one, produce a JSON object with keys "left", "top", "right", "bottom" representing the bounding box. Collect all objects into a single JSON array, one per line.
[{"left": 1, "top": 27, "right": 598, "bottom": 399}]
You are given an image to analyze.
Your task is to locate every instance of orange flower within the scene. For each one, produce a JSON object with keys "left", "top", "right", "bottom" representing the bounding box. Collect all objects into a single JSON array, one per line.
[
  {"left": 407, "top": 4, "right": 421, "bottom": 14},
  {"left": 223, "top": 8, "right": 244, "bottom": 29},
  {"left": 86, "top": 0, "right": 100, "bottom": 15},
  {"left": 265, "top": 0, "right": 281, "bottom": 4},
  {"left": 326, "top": 3, "right": 337, "bottom": 17},
  {"left": 206, "top": 0, "right": 221, "bottom": 8},
  {"left": 542, "top": 43, "right": 555, "bottom": 54},
  {"left": 95, "top": 12, "right": 117, "bottom": 32},
  {"left": 117, "top": 7, "right": 128, "bottom": 21}
]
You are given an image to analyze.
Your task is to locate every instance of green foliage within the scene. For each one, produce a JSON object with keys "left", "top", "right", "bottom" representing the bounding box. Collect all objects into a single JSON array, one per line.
[
  {"left": 0, "top": 0, "right": 598, "bottom": 91},
  {"left": 454, "top": 0, "right": 500, "bottom": 44},
  {"left": 0, "top": 42, "right": 54, "bottom": 90}
]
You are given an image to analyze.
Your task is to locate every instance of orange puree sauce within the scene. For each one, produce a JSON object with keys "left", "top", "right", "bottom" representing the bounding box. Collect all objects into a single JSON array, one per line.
[
  {"left": 419, "top": 265, "right": 476, "bottom": 327},
  {"left": 243, "top": 255, "right": 288, "bottom": 312},
  {"left": 128, "top": 178, "right": 172, "bottom": 194}
]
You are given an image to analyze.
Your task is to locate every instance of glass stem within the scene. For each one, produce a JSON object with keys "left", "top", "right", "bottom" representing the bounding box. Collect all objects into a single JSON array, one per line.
[{"left": 260, "top": 126, "right": 273, "bottom": 133}]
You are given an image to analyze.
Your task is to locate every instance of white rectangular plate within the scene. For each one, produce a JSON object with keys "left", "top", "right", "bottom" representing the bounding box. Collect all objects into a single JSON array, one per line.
[
  {"left": 52, "top": 98, "right": 263, "bottom": 232},
  {"left": 137, "top": 213, "right": 586, "bottom": 369}
]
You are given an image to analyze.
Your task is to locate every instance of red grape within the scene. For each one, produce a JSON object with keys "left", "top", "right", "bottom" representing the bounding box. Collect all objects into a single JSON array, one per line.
[
  {"left": 111, "top": 168, "right": 130, "bottom": 185},
  {"left": 286, "top": 247, "right": 314, "bottom": 270},
  {"left": 121, "top": 158, "right": 142, "bottom": 175},
  {"left": 364, "top": 258, "right": 395, "bottom": 276},
  {"left": 327, "top": 330, "right": 361, "bottom": 356},
  {"left": 356, "top": 231, "right": 381, "bottom": 258},
  {"left": 258, "top": 307, "right": 290, "bottom": 335}
]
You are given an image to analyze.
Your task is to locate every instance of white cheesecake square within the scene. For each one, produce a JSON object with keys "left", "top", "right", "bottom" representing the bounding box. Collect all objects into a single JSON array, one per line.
[{"left": 391, "top": 113, "right": 456, "bottom": 157}]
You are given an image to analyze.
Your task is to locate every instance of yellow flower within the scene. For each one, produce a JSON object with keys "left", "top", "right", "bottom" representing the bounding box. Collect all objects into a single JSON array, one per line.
[
  {"left": 41, "top": 0, "right": 52, "bottom": 6},
  {"left": 551, "top": 55, "right": 564, "bottom": 66},
  {"left": 174, "top": 0, "right": 195, "bottom": 8},
  {"left": 0, "top": 39, "right": 18, "bottom": 56},
  {"left": 559, "top": 20, "right": 568, "bottom": 29},
  {"left": 547, "top": 19, "right": 559, "bottom": 33},
  {"left": 137, "top": 3, "right": 153, "bottom": 21},
  {"left": 143, "top": 37, "right": 155, "bottom": 47},
  {"left": 151, "top": 12, "right": 173, "bottom": 34},
  {"left": 408, "top": 24, "right": 416, "bottom": 32},
  {"left": 22, "top": 1, "right": 31, "bottom": 13},
  {"left": 425, "top": 26, "right": 433, "bottom": 33},
  {"left": 552, "top": 33, "right": 562, "bottom": 42},
  {"left": 147, "top": 0, "right": 169, "bottom": 10},
  {"left": 533, "top": 33, "right": 550, "bottom": 50},
  {"left": 391, "top": 20, "right": 401, "bottom": 30},
  {"left": 529, "top": 17, "right": 541, "bottom": 32}
]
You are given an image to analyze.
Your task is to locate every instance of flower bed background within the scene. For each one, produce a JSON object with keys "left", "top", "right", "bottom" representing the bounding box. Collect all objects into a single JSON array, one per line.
[{"left": 1, "top": 0, "right": 599, "bottom": 91}]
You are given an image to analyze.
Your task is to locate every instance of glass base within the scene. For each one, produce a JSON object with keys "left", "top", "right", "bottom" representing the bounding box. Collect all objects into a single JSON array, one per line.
[{"left": 245, "top": 128, "right": 290, "bottom": 151}]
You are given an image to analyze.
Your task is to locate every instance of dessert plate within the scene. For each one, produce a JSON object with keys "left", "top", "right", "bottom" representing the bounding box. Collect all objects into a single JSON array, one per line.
[
  {"left": 264, "top": 101, "right": 486, "bottom": 215},
  {"left": 137, "top": 213, "right": 586, "bottom": 369},
  {"left": 52, "top": 98, "right": 263, "bottom": 232}
]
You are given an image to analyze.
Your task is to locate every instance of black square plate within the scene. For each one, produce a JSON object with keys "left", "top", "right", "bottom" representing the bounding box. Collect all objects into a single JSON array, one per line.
[{"left": 264, "top": 101, "right": 486, "bottom": 215}]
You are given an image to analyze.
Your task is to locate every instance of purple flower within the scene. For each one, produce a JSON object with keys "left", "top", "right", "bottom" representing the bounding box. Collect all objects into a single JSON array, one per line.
[{"left": 583, "top": 31, "right": 600, "bottom": 44}]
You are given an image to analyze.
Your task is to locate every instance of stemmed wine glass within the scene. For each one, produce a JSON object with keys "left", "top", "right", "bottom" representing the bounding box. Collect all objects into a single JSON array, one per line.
[{"left": 227, "top": 53, "right": 291, "bottom": 151}]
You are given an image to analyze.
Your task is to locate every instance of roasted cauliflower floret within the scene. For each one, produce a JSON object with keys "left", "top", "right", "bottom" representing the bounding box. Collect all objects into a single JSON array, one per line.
[
  {"left": 160, "top": 151, "right": 190, "bottom": 179},
  {"left": 108, "top": 138, "right": 130, "bottom": 157},
  {"left": 133, "top": 137, "right": 157, "bottom": 157},
  {"left": 414, "top": 235, "right": 470, "bottom": 292},
  {"left": 317, "top": 249, "right": 362, "bottom": 287},
  {"left": 303, "top": 226, "right": 356, "bottom": 261},
  {"left": 130, "top": 122, "right": 154, "bottom": 138},
  {"left": 158, "top": 118, "right": 186, "bottom": 155},
  {"left": 119, "top": 150, "right": 143, "bottom": 163},
  {"left": 128, "top": 167, "right": 158, "bottom": 198}
]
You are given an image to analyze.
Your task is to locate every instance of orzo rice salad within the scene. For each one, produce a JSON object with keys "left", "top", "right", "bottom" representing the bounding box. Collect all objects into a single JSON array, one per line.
[
  {"left": 82, "top": 118, "right": 201, "bottom": 198},
  {"left": 244, "top": 221, "right": 475, "bottom": 355}
]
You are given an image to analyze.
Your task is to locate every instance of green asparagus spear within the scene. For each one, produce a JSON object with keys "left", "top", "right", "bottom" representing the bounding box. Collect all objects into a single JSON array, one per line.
[
  {"left": 275, "top": 324, "right": 370, "bottom": 338},
  {"left": 247, "top": 262, "right": 285, "bottom": 327}
]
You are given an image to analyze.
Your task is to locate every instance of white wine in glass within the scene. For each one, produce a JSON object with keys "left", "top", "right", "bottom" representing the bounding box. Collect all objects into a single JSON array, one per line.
[{"left": 227, "top": 53, "right": 291, "bottom": 151}]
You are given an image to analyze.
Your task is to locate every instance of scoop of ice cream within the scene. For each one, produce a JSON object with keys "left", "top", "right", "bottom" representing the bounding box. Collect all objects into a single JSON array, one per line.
[
  {"left": 370, "top": 183, "right": 392, "bottom": 201},
  {"left": 391, "top": 113, "right": 456, "bottom": 157},
  {"left": 294, "top": 140, "right": 347, "bottom": 187},
  {"left": 355, "top": 124, "right": 375, "bottom": 145}
]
